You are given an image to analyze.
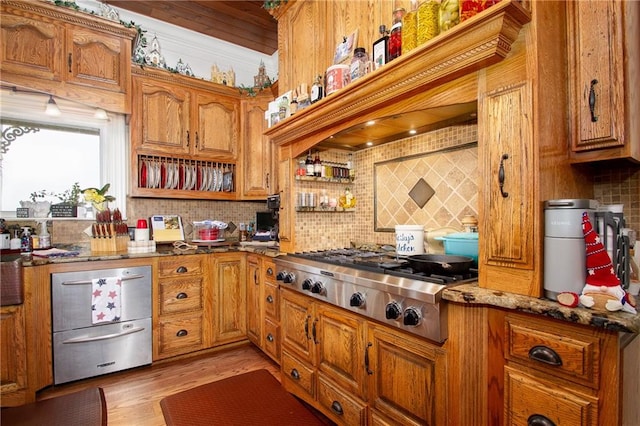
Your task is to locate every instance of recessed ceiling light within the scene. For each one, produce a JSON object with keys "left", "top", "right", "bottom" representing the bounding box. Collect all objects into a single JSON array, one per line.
[
  {"left": 366, "top": 141, "right": 373, "bottom": 146},
  {"left": 409, "top": 129, "right": 417, "bottom": 135},
  {"left": 366, "top": 120, "right": 375, "bottom": 126}
]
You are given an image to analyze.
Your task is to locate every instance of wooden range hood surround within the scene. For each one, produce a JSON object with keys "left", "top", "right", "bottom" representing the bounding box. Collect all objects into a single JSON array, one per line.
[{"left": 265, "top": 0, "right": 531, "bottom": 157}]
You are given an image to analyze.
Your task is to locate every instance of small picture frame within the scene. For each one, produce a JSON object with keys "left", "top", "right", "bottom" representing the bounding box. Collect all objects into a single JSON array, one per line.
[
  {"left": 372, "top": 35, "right": 389, "bottom": 70},
  {"left": 334, "top": 29, "right": 359, "bottom": 65}
]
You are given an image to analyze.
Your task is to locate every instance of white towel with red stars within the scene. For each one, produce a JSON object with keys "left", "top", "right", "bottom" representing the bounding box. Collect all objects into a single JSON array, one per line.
[{"left": 91, "top": 277, "right": 122, "bottom": 324}]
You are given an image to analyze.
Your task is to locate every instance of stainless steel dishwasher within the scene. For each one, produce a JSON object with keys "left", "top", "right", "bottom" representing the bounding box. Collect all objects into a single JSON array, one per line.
[{"left": 51, "top": 265, "right": 152, "bottom": 384}]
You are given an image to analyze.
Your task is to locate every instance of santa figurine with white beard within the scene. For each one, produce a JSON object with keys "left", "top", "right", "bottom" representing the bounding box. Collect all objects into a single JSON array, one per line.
[{"left": 557, "top": 212, "right": 637, "bottom": 314}]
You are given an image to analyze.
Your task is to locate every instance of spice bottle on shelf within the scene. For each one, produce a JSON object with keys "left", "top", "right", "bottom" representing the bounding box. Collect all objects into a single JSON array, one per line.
[
  {"left": 417, "top": 0, "right": 440, "bottom": 45},
  {"left": 402, "top": 1, "right": 418, "bottom": 53},
  {"left": 305, "top": 150, "right": 315, "bottom": 176},
  {"left": 388, "top": 8, "right": 406, "bottom": 61},
  {"left": 373, "top": 25, "right": 389, "bottom": 69},
  {"left": 350, "top": 47, "right": 368, "bottom": 82},
  {"left": 313, "top": 151, "right": 322, "bottom": 177}
]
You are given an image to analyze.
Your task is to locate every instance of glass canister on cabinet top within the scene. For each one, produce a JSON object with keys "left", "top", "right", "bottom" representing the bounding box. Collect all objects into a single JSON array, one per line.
[
  {"left": 460, "top": 0, "right": 501, "bottom": 22},
  {"left": 388, "top": 7, "right": 406, "bottom": 61},
  {"left": 439, "top": 0, "right": 460, "bottom": 32},
  {"left": 417, "top": 0, "right": 440, "bottom": 45},
  {"left": 402, "top": 2, "right": 418, "bottom": 54},
  {"left": 350, "top": 47, "right": 368, "bottom": 82}
]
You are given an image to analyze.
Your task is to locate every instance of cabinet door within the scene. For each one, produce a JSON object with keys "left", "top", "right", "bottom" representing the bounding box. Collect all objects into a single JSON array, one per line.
[
  {"left": 132, "top": 76, "right": 191, "bottom": 155},
  {"left": 278, "top": 1, "right": 327, "bottom": 93},
  {"left": 246, "top": 255, "right": 262, "bottom": 345},
  {"left": 478, "top": 82, "right": 537, "bottom": 296},
  {"left": 567, "top": 0, "right": 622, "bottom": 151},
  {"left": 367, "top": 324, "right": 448, "bottom": 426},
  {"left": 241, "top": 95, "right": 272, "bottom": 198},
  {"left": 0, "top": 10, "right": 63, "bottom": 81},
  {"left": 0, "top": 305, "right": 28, "bottom": 404},
  {"left": 277, "top": 155, "right": 293, "bottom": 250},
  {"left": 316, "top": 304, "right": 366, "bottom": 398},
  {"left": 280, "top": 289, "right": 315, "bottom": 364},
  {"left": 194, "top": 91, "right": 239, "bottom": 159},
  {"left": 65, "top": 25, "right": 129, "bottom": 93},
  {"left": 212, "top": 253, "right": 246, "bottom": 344}
]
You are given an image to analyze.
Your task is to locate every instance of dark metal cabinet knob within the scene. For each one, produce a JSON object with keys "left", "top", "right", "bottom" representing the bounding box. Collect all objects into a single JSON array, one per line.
[
  {"left": 176, "top": 266, "right": 188, "bottom": 273},
  {"left": 176, "top": 329, "right": 188, "bottom": 337},
  {"left": 331, "top": 401, "right": 344, "bottom": 415},
  {"left": 385, "top": 302, "right": 402, "bottom": 320},
  {"left": 176, "top": 292, "right": 188, "bottom": 299},
  {"left": 528, "top": 414, "right": 556, "bottom": 426}
]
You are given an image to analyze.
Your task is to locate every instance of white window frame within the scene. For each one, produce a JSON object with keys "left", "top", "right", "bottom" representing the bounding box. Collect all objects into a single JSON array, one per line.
[{"left": 0, "top": 90, "right": 128, "bottom": 218}]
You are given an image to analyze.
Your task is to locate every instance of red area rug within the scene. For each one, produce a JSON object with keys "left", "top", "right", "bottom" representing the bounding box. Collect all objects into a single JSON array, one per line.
[{"left": 160, "top": 369, "right": 328, "bottom": 426}]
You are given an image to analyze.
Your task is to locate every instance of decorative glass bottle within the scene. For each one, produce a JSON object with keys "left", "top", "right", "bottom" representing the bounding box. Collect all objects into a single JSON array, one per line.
[{"left": 388, "top": 8, "right": 406, "bottom": 61}]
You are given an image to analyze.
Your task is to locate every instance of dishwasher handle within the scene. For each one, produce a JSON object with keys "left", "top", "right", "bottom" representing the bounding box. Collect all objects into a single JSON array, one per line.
[
  {"left": 61, "top": 274, "right": 145, "bottom": 285},
  {"left": 62, "top": 326, "right": 146, "bottom": 343}
]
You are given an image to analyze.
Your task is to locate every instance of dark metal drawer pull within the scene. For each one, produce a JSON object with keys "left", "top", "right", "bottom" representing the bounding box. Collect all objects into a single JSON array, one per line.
[
  {"left": 176, "top": 292, "right": 188, "bottom": 299},
  {"left": 176, "top": 329, "right": 188, "bottom": 337},
  {"left": 528, "top": 414, "right": 556, "bottom": 426},
  {"left": 528, "top": 345, "right": 562, "bottom": 366},
  {"left": 331, "top": 401, "right": 344, "bottom": 416},
  {"left": 266, "top": 333, "right": 274, "bottom": 342},
  {"left": 266, "top": 295, "right": 274, "bottom": 304},
  {"left": 498, "top": 153, "right": 509, "bottom": 198},
  {"left": 365, "top": 342, "right": 374, "bottom": 375},
  {"left": 290, "top": 369, "right": 300, "bottom": 380},
  {"left": 176, "top": 266, "right": 188, "bottom": 273}
]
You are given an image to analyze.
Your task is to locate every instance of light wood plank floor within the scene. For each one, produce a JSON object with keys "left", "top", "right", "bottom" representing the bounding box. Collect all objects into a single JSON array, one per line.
[{"left": 37, "top": 343, "right": 282, "bottom": 426}]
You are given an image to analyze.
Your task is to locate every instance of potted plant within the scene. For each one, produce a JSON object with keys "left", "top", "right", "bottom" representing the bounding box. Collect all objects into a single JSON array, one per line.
[
  {"left": 51, "top": 182, "right": 82, "bottom": 217},
  {"left": 20, "top": 190, "right": 53, "bottom": 218}
]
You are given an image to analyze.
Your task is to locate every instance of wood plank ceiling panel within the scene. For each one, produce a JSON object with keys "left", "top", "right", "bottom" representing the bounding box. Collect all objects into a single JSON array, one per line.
[{"left": 106, "top": 0, "right": 278, "bottom": 55}]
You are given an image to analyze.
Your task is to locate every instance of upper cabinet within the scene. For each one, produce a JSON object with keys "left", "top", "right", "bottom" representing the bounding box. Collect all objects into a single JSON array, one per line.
[
  {"left": 0, "top": 0, "right": 135, "bottom": 114},
  {"left": 130, "top": 66, "right": 242, "bottom": 200},
  {"left": 240, "top": 94, "right": 274, "bottom": 199},
  {"left": 567, "top": 0, "right": 639, "bottom": 162}
]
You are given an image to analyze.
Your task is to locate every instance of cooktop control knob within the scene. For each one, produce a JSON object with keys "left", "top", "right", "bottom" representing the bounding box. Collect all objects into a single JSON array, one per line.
[
  {"left": 276, "top": 271, "right": 295, "bottom": 284},
  {"left": 385, "top": 302, "right": 402, "bottom": 320},
  {"left": 403, "top": 307, "right": 422, "bottom": 326},
  {"left": 311, "top": 281, "right": 325, "bottom": 295},
  {"left": 302, "top": 278, "right": 313, "bottom": 291},
  {"left": 349, "top": 292, "right": 366, "bottom": 308}
]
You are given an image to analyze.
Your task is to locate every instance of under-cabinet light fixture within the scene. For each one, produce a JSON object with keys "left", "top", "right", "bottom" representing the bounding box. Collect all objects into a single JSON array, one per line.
[
  {"left": 94, "top": 108, "right": 109, "bottom": 120},
  {"left": 45, "top": 95, "right": 61, "bottom": 116}
]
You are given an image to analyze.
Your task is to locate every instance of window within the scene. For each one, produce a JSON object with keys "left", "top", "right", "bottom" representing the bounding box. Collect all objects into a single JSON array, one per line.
[{"left": 0, "top": 89, "right": 128, "bottom": 218}]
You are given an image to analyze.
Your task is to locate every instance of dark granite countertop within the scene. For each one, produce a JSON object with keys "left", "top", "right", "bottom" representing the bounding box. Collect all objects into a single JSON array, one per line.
[
  {"left": 443, "top": 283, "right": 640, "bottom": 334},
  {"left": 18, "top": 241, "right": 281, "bottom": 267}
]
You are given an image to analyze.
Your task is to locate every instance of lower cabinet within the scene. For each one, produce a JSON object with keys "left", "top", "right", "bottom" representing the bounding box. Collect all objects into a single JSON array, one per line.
[
  {"left": 280, "top": 288, "right": 447, "bottom": 425},
  {"left": 154, "top": 252, "right": 246, "bottom": 360},
  {"left": 491, "top": 310, "right": 635, "bottom": 425},
  {"left": 154, "top": 255, "right": 208, "bottom": 360},
  {"left": 0, "top": 304, "right": 28, "bottom": 406}
]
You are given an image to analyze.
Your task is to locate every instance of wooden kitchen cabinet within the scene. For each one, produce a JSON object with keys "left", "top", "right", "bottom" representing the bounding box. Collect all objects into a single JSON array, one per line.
[
  {"left": 567, "top": 0, "right": 640, "bottom": 162},
  {"left": 487, "top": 309, "right": 637, "bottom": 425},
  {"left": 131, "top": 66, "right": 240, "bottom": 160},
  {"left": 0, "top": 304, "right": 28, "bottom": 406},
  {"left": 0, "top": 0, "right": 135, "bottom": 114},
  {"left": 367, "top": 323, "right": 448, "bottom": 426},
  {"left": 130, "top": 66, "right": 240, "bottom": 200},
  {"left": 211, "top": 252, "right": 246, "bottom": 345},
  {"left": 154, "top": 255, "right": 209, "bottom": 360},
  {"left": 281, "top": 288, "right": 445, "bottom": 425},
  {"left": 240, "top": 94, "right": 274, "bottom": 199}
]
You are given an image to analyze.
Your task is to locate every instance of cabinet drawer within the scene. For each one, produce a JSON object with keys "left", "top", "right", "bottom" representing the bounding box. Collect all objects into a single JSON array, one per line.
[
  {"left": 505, "top": 314, "right": 600, "bottom": 388},
  {"left": 318, "top": 374, "right": 367, "bottom": 425},
  {"left": 157, "top": 313, "right": 204, "bottom": 356},
  {"left": 263, "top": 318, "right": 280, "bottom": 362},
  {"left": 264, "top": 281, "right": 279, "bottom": 320},
  {"left": 159, "top": 278, "right": 203, "bottom": 315},
  {"left": 505, "top": 366, "right": 597, "bottom": 425},
  {"left": 263, "top": 259, "right": 276, "bottom": 282},
  {"left": 281, "top": 350, "right": 315, "bottom": 399},
  {"left": 157, "top": 256, "right": 205, "bottom": 278}
]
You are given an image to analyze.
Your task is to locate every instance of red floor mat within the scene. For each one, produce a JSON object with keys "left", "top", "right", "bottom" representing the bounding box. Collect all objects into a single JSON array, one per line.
[{"left": 160, "top": 369, "right": 328, "bottom": 426}]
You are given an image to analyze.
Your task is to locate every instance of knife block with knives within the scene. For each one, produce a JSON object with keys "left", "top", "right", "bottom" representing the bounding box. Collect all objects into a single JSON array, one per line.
[{"left": 90, "top": 208, "right": 129, "bottom": 253}]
